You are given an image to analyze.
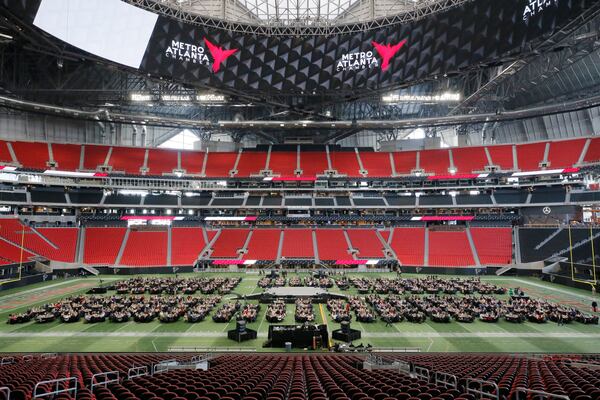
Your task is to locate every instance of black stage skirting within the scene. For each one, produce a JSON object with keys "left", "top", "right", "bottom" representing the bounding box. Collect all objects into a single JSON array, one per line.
[{"left": 267, "top": 324, "right": 329, "bottom": 349}]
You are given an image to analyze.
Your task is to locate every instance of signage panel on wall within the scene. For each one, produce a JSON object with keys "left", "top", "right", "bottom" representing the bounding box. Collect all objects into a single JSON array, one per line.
[{"left": 1, "top": 0, "right": 592, "bottom": 93}]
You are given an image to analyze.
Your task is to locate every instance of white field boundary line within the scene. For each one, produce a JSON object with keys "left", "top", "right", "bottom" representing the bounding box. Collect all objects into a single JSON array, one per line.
[
  {"left": 0, "top": 278, "right": 120, "bottom": 301},
  {"left": 1, "top": 332, "right": 599, "bottom": 339}
]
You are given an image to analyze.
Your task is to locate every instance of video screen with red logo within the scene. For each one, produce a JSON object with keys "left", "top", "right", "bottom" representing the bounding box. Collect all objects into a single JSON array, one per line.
[{"left": 1, "top": 0, "right": 594, "bottom": 94}]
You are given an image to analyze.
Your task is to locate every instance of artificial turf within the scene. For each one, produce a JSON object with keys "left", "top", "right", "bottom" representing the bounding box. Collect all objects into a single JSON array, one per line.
[{"left": 0, "top": 273, "right": 599, "bottom": 353}]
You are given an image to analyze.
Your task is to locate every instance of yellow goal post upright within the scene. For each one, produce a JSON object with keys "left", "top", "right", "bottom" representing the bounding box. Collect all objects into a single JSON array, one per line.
[
  {"left": 566, "top": 224, "right": 598, "bottom": 293},
  {"left": 0, "top": 226, "right": 26, "bottom": 287}
]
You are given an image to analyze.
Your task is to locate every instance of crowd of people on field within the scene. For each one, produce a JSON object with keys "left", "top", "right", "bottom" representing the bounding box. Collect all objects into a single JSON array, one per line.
[
  {"left": 111, "top": 276, "right": 241, "bottom": 295},
  {"left": 349, "top": 276, "right": 507, "bottom": 295},
  {"left": 295, "top": 299, "right": 315, "bottom": 323},
  {"left": 266, "top": 300, "right": 287, "bottom": 323},
  {"left": 7, "top": 294, "right": 222, "bottom": 324},
  {"left": 364, "top": 294, "right": 599, "bottom": 325}
]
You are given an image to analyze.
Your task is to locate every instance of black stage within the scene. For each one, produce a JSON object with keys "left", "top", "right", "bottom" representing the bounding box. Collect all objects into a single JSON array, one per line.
[{"left": 243, "top": 287, "right": 347, "bottom": 304}]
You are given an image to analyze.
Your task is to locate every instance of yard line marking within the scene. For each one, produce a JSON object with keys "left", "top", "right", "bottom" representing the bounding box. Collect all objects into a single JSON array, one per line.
[
  {"left": 1, "top": 331, "right": 600, "bottom": 339},
  {"left": 512, "top": 278, "right": 597, "bottom": 302},
  {"left": 426, "top": 337, "right": 434, "bottom": 352}
]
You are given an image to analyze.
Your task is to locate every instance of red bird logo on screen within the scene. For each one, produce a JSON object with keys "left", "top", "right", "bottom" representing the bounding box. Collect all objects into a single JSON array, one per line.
[
  {"left": 204, "top": 38, "right": 238, "bottom": 73},
  {"left": 372, "top": 39, "right": 407, "bottom": 71}
]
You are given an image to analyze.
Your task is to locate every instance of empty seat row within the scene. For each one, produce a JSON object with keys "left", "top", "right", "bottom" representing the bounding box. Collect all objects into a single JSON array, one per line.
[{"left": 1, "top": 137, "right": 598, "bottom": 177}]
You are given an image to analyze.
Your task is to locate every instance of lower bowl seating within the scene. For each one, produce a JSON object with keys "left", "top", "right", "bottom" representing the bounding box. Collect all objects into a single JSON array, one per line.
[{"left": 1, "top": 354, "right": 599, "bottom": 400}]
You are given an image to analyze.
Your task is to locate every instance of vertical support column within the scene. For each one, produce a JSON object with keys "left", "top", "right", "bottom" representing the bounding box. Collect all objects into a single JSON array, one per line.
[
  {"left": 201, "top": 226, "right": 209, "bottom": 244},
  {"left": 47, "top": 143, "right": 55, "bottom": 168},
  {"left": 484, "top": 147, "right": 494, "bottom": 167},
  {"left": 295, "top": 145, "right": 302, "bottom": 175},
  {"left": 512, "top": 145, "right": 519, "bottom": 171},
  {"left": 312, "top": 230, "right": 320, "bottom": 264},
  {"left": 167, "top": 225, "right": 172, "bottom": 266},
  {"left": 389, "top": 153, "right": 397, "bottom": 177},
  {"left": 423, "top": 227, "right": 429, "bottom": 267},
  {"left": 177, "top": 151, "right": 182, "bottom": 171},
  {"left": 264, "top": 145, "right": 272, "bottom": 171},
  {"left": 103, "top": 147, "right": 113, "bottom": 168},
  {"left": 79, "top": 145, "right": 85, "bottom": 171},
  {"left": 231, "top": 148, "right": 243, "bottom": 177},
  {"left": 448, "top": 149, "right": 456, "bottom": 173},
  {"left": 355, "top": 147, "right": 367, "bottom": 176},
  {"left": 541, "top": 142, "right": 550, "bottom": 167},
  {"left": 141, "top": 149, "right": 149, "bottom": 175},
  {"left": 325, "top": 145, "right": 333, "bottom": 171},
  {"left": 76, "top": 226, "right": 85, "bottom": 264},
  {"left": 200, "top": 150, "right": 209, "bottom": 177},
  {"left": 514, "top": 227, "right": 521, "bottom": 264},
  {"left": 276, "top": 230, "right": 285, "bottom": 263}
]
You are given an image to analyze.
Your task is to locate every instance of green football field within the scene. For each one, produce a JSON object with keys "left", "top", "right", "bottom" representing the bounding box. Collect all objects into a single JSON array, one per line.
[{"left": 0, "top": 272, "right": 599, "bottom": 353}]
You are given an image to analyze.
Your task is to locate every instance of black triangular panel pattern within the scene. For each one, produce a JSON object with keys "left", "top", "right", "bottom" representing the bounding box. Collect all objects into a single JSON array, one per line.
[{"left": 4, "top": 0, "right": 593, "bottom": 94}]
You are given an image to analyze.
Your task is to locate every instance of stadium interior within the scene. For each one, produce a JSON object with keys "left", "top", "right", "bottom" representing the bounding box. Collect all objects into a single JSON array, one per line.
[{"left": 1, "top": 0, "right": 600, "bottom": 399}]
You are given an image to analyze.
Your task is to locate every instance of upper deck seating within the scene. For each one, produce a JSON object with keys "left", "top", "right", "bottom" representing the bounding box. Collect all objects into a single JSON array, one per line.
[
  {"left": 82, "top": 145, "right": 111, "bottom": 171},
  {"left": 516, "top": 142, "right": 546, "bottom": 171},
  {"left": 452, "top": 146, "right": 488, "bottom": 173},
  {"left": 11, "top": 141, "right": 49, "bottom": 169},
  {"left": 235, "top": 150, "right": 266, "bottom": 177},
  {"left": 203, "top": 152, "right": 237, "bottom": 177},
  {"left": 51, "top": 143, "right": 81, "bottom": 170},
  {"left": 145, "top": 148, "right": 178, "bottom": 175},
  {"left": 269, "top": 151, "right": 297, "bottom": 176},
  {"left": 360, "top": 152, "right": 393, "bottom": 177},
  {"left": 419, "top": 149, "right": 451, "bottom": 175},
  {"left": 486, "top": 144, "right": 514, "bottom": 170}
]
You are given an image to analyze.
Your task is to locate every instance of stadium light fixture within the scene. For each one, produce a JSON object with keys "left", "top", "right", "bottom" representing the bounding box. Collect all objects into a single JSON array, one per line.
[
  {"left": 119, "top": 189, "right": 148, "bottom": 196},
  {"left": 196, "top": 93, "right": 226, "bottom": 103},
  {"left": 130, "top": 93, "right": 153, "bottom": 102},
  {"left": 161, "top": 94, "right": 193, "bottom": 102}
]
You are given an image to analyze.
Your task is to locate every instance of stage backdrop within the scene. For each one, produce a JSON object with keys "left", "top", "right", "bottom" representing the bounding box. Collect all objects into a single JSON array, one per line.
[{"left": 2, "top": 0, "right": 595, "bottom": 93}]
